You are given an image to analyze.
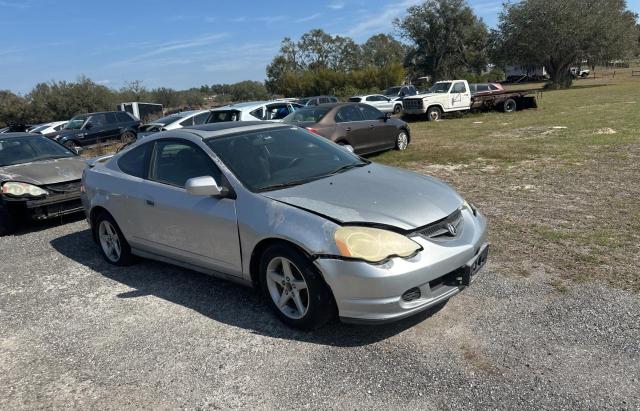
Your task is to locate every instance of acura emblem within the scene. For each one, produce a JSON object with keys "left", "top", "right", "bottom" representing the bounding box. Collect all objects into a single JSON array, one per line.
[{"left": 446, "top": 223, "right": 457, "bottom": 236}]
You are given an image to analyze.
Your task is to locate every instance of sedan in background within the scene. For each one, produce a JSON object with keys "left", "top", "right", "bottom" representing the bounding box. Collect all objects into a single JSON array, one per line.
[
  {"left": 296, "top": 96, "right": 339, "bottom": 107},
  {"left": 469, "top": 83, "right": 504, "bottom": 95},
  {"left": 0, "top": 133, "right": 85, "bottom": 235},
  {"left": 349, "top": 94, "right": 403, "bottom": 114},
  {"left": 81, "top": 122, "right": 488, "bottom": 329},
  {"left": 207, "top": 100, "right": 303, "bottom": 123},
  {"left": 28, "top": 121, "right": 68, "bottom": 135},
  {"left": 137, "top": 110, "right": 211, "bottom": 137},
  {"left": 283, "top": 103, "right": 410, "bottom": 155}
]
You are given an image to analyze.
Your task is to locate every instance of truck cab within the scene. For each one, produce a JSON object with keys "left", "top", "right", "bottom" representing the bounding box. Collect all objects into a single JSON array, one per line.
[{"left": 402, "top": 80, "right": 471, "bottom": 121}]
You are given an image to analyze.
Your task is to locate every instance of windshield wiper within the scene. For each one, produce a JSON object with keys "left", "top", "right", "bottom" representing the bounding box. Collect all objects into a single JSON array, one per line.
[
  {"left": 328, "top": 162, "right": 369, "bottom": 175},
  {"left": 258, "top": 176, "right": 327, "bottom": 192}
]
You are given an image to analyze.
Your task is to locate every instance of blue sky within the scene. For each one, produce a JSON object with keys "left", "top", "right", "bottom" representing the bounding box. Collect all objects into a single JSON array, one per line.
[{"left": 1, "top": 0, "right": 639, "bottom": 94}]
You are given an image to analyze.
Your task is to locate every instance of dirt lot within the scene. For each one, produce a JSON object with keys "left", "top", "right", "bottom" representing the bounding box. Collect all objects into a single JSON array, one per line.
[{"left": 1, "top": 72, "right": 639, "bottom": 409}]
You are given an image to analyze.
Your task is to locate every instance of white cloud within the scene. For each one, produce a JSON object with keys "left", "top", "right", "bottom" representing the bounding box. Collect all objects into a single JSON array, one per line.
[
  {"left": 0, "top": 1, "right": 30, "bottom": 8},
  {"left": 328, "top": 3, "right": 344, "bottom": 10},
  {"left": 295, "top": 13, "right": 322, "bottom": 23},
  {"left": 345, "top": 0, "right": 421, "bottom": 38}
]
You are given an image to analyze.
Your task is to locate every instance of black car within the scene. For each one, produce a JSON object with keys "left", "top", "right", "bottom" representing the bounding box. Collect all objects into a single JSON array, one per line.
[
  {"left": 0, "top": 133, "right": 86, "bottom": 235},
  {"left": 46, "top": 111, "right": 140, "bottom": 149}
]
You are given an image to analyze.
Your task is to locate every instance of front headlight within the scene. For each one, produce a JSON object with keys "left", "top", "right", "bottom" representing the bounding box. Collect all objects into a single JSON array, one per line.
[
  {"left": 334, "top": 226, "right": 422, "bottom": 263},
  {"left": 1, "top": 182, "right": 48, "bottom": 197}
]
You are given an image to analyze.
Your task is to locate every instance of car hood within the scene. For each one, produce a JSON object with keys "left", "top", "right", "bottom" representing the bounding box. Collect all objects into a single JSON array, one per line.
[
  {"left": 0, "top": 157, "right": 85, "bottom": 185},
  {"left": 261, "top": 163, "right": 462, "bottom": 231}
]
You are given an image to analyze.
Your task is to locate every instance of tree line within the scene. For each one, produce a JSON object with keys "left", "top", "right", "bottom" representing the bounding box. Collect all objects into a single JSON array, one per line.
[{"left": 1, "top": 0, "right": 639, "bottom": 126}]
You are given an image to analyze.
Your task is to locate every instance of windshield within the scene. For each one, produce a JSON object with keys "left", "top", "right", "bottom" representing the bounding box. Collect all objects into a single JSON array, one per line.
[
  {"left": 297, "top": 98, "right": 311, "bottom": 106},
  {"left": 64, "top": 114, "right": 90, "bottom": 130},
  {"left": 205, "top": 126, "right": 367, "bottom": 192},
  {"left": 29, "top": 124, "right": 49, "bottom": 133},
  {"left": 383, "top": 86, "right": 401, "bottom": 96},
  {"left": 0, "top": 135, "right": 75, "bottom": 166},
  {"left": 151, "top": 114, "right": 184, "bottom": 126},
  {"left": 428, "top": 82, "right": 452, "bottom": 93},
  {"left": 282, "top": 107, "right": 330, "bottom": 123}
]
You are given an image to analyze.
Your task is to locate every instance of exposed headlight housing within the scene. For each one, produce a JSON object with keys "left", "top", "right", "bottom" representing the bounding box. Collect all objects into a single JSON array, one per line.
[
  {"left": 334, "top": 226, "right": 422, "bottom": 263},
  {"left": 1, "top": 182, "right": 48, "bottom": 197},
  {"left": 461, "top": 200, "right": 477, "bottom": 216}
]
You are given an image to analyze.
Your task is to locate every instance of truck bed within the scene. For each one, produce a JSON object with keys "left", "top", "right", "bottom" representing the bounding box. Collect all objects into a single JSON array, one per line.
[{"left": 470, "top": 89, "right": 539, "bottom": 111}]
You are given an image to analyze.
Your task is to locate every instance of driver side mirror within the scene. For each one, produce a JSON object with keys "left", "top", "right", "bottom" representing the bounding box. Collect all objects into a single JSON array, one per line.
[{"left": 186, "top": 176, "right": 228, "bottom": 197}]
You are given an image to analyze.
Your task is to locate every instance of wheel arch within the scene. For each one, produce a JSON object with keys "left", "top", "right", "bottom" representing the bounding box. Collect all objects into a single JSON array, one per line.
[
  {"left": 249, "top": 237, "right": 315, "bottom": 288},
  {"left": 89, "top": 205, "right": 111, "bottom": 242}
]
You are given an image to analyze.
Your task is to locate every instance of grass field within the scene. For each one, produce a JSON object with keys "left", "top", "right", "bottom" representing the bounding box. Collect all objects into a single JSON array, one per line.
[{"left": 373, "top": 68, "right": 640, "bottom": 292}]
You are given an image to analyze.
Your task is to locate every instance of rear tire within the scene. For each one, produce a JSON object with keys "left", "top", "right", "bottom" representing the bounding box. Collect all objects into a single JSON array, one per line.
[
  {"left": 426, "top": 106, "right": 442, "bottom": 121},
  {"left": 259, "top": 244, "right": 336, "bottom": 329},
  {"left": 502, "top": 99, "right": 517, "bottom": 113},
  {"left": 94, "top": 211, "right": 135, "bottom": 266},
  {"left": 395, "top": 130, "right": 409, "bottom": 151},
  {"left": 120, "top": 131, "right": 136, "bottom": 144},
  {"left": 63, "top": 140, "right": 79, "bottom": 150}
]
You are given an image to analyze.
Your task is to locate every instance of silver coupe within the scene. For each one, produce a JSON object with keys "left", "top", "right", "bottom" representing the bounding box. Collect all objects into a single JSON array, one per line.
[{"left": 81, "top": 122, "right": 488, "bottom": 329}]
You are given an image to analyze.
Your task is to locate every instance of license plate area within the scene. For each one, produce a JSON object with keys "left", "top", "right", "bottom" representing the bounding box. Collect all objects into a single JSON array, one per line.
[{"left": 461, "top": 244, "right": 489, "bottom": 286}]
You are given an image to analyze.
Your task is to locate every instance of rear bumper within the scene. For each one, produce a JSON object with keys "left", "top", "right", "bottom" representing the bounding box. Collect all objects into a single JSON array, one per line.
[{"left": 314, "top": 209, "right": 488, "bottom": 323}]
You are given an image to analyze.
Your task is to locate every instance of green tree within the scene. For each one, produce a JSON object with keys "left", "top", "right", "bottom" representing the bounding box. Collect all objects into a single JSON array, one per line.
[
  {"left": 491, "top": 0, "right": 638, "bottom": 88},
  {"left": 395, "top": 0, "right": 489, "bottom": 81},
  {"left": 361, "top": 34, "right": 406, "bottom": 67},
  {"left": 0, "top": 91, "right": 29, "bottom": 126}
]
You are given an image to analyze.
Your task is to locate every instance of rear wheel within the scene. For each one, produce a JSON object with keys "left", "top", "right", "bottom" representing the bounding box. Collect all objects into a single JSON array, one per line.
[
  {"left": 259, "top": 244, "right": 336, "bottom": 329},
  {"left": 395, "top": 130, "right": 409, "bottom": 151},
  {"left": 426, "top": 106, "right": 442, "bottom": 121},
  {"left": 94, "top": 212, "right": 135, "bottom": 266},
  {"left": 502, "top": 99, "right": 517, "bottom": 113}
]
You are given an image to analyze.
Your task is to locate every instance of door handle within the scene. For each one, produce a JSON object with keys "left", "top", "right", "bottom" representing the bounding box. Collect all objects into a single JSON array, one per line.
[
  {"left": 369, "top": 124, "right": 375, "bottom": 128},
  {"left": 345, "top": 127, "right": 351, "bottom": 132},
  {"left": 145, "top": 199, "right": 155, "bottom": 206}
]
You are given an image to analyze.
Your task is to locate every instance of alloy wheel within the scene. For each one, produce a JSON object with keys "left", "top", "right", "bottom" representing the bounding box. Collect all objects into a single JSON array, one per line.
[
  {"left": 265, "top": 256, "right": 309, "bottom": 319},
  {"left": 98, "top": 220, "right": 122, "bottom": 263},
  {"left": 397, "top": 131, "right": 408, "bottom": 150}
]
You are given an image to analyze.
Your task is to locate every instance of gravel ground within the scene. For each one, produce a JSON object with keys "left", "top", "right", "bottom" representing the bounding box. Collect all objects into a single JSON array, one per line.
[{"left": 1, "top": 214, "right": 638, "bottom": 409}]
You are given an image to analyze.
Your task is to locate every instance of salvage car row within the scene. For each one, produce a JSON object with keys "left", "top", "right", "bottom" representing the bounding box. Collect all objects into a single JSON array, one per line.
[{"left": 0, "top": 118, "right": 489, "bottom": 329}]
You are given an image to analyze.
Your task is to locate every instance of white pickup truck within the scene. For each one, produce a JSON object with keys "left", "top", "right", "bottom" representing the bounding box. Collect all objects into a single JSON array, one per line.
[{"left": 402, "top": 80, "right": 537, "bottom": 121}]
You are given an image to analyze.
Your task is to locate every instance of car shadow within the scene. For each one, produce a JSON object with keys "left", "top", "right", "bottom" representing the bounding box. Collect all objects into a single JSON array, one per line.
[
  {"left": 50, "top": 228, "right": 444, "bottom": 347},
  {"left": 6, "top": 212, "right": 85, "bottom": 237}
]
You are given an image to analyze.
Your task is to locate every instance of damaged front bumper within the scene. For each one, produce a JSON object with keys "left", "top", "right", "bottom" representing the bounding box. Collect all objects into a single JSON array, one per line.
[
  {"left": 3, "top": 191, "right": 83, "bottom": 220},
  {"left": 314, "top": 209, "right": 488, "bottom": 324}
]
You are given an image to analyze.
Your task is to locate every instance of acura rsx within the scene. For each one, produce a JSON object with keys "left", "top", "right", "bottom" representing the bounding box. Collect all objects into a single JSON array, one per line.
[{"left": 81, "top": 122, "right": 488, "bottom": 329}]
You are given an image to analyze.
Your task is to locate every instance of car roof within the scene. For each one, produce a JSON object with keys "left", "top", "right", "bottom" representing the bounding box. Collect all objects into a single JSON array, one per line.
[
  {"left": 180, "top": 121, "right": 289, "bottom": 140},
  {"left": 0, "top": 132, "right": 43, "bottom": 139},
  {"left": 212, "top": 99, "right": 294, "bottom": 111}
]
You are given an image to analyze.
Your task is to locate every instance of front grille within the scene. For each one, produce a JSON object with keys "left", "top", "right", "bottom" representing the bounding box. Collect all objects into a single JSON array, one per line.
[
  {"left": 403, "top": 99, "right": 424, "bottom": 110},
  {"left": 45, "top": 180, "right": 81, "bottom": 194},
  {"left": 418, "top": 209, "right": 463, "bottom": 240},
  {"left": 401, "top": 287, "right": 421, "bottom": 302}
]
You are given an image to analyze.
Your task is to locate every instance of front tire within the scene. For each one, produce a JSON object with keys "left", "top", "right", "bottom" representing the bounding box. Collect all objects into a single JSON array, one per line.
[
  {"left": 426, "top": 106, "right": 442, "bottom": 121},
  {"left": 259, "top": 244, "right": 336, "bottom": 329},
  {"left": 120, "top": 131, "right": 136, "bottom": 144},
  {"left": 0, "top": 203, "right": 17, "bottom": 236},
  {"left": 393, "top": 104, "right": 402, "bottom": 115},
  {"left": 395, "top": 129, "right": 409, "bottom": 151},
  {"left": 94, "top": 211, "right": 135, "bottom": 266}
]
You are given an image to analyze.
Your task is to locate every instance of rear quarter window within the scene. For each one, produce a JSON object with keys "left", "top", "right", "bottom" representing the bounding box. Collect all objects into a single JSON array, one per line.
[{"left": 117, "top": 143, "right": 151, "bottom": 178}]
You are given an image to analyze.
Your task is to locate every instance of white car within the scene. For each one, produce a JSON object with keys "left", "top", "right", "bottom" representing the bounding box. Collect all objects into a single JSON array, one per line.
[
  {"left": 138, "top": 110, "right": 211, "bottom": 135},
  {"left": 208, "top": 100, "right": 303, "bottom": 123},
  {"left": 348, "top": 95, "right": 403, "bottom": 114},
  {"left": 28, "top": 121, "right": 68, "bottom": 135}
]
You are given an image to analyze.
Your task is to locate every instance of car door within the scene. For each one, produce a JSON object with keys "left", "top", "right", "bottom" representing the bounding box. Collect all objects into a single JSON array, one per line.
[
  {"left": 450, "top": 81, "right": 471, "bottom": 110},
  {"left": 135, "top": 138, "right": 242, "bottom": 274},
  {"left": 104, "top": 112, "right": 122, "bottom": 140},
  {"left": 358, "top": 104, "right": 396, "bottom": 152},
  {"left": 82, "top": 113, "right": 109, "bottom": 144},
  {"left": 334, "top": 105, "right": 369, "bottom": 153}
]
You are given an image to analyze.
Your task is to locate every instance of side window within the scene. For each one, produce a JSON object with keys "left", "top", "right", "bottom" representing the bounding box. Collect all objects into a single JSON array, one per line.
[
  {"left": 489, "top": 84, "right": 500, "bottom": 91},
  {"left": 117, "top": 143, "right": 151, "bottom": 178},
  {"left": 266, "top": 104, "right": 289, "bottom": 120},
  {"left": 478, "top": 85, "right": 490, "bottom": 92},
  {"left": 451, "top": 82, "right": 467, "bottom": 93},
  {"left": 249, "top": 107, "right": 264, "bottom": 120},
  {"left": 193, "top": 112, "right": 210, "bottom": 125},
  {"left": 179, "top": 116, "right": 194, "bottom": 127},
  {"left": 54, "top": 124, "right": 64, "bottom": 131},
  {"left": 329, "top": 97, "right": 338, "bottom": 103},
  {"left": 358, "top": 104, "right": 383, "bottom": 121},
  {"left": 90, "top": 114, "right": 106, "bottom": 127},
  {"left": 319, "top": 97, "right": 329, "bottom": 104},
  {"left": 335, "top": 105, "right": 365, "bottom": 123},
  {"left": 150, "top": 140, "right": 221, "bottom": 188},
  {"left": 116, "top": 112, "right": 132, "bottom": 123},
  {"left": 366, "top": 96, "right": 380, "bottom": 102},
  {"left": 106, "top": 113, "right": 118, "bottom": 124}
]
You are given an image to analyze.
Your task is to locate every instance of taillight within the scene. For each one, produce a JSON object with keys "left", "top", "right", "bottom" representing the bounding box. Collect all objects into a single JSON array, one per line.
[{"left": 305, "top": 127, "right": 320, "bottom": 135}]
